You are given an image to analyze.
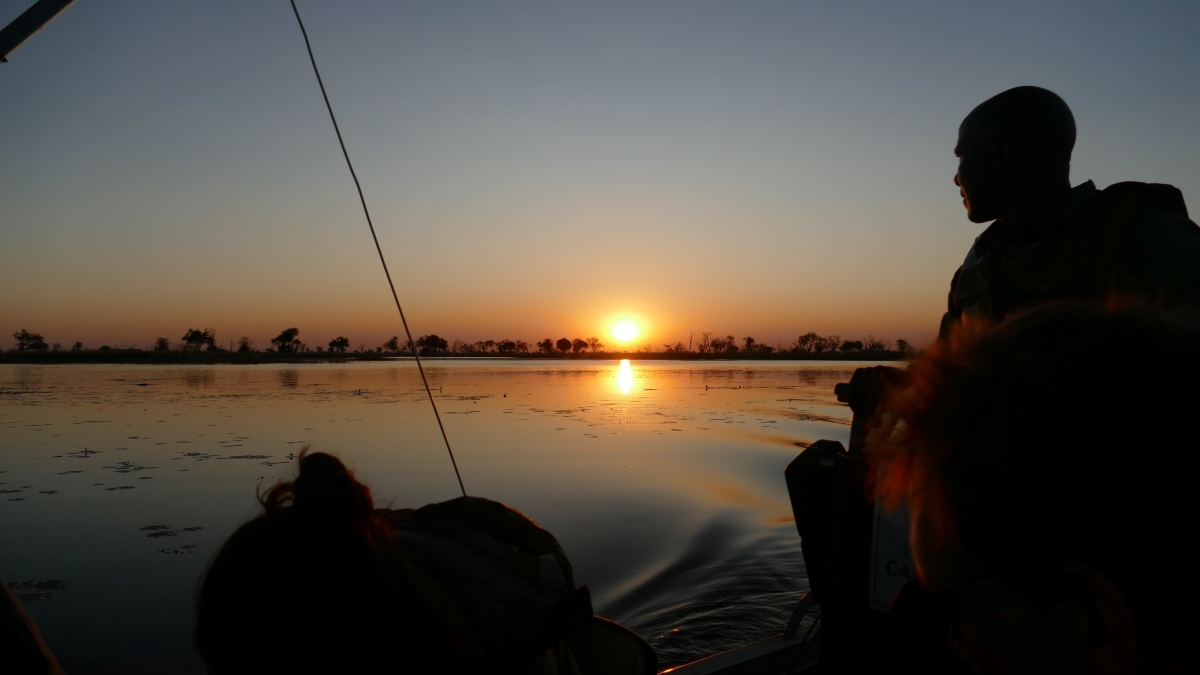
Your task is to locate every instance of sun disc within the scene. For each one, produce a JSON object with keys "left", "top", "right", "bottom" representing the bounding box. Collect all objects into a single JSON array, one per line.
[{"left": 612, "top": 321, "right": 638, "bottom": 343}]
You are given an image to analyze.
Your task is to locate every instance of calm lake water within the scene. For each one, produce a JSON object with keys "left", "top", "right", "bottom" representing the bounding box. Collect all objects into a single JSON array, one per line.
[{"left": 0, "top": 359, "right": 873, "bottom": 673}]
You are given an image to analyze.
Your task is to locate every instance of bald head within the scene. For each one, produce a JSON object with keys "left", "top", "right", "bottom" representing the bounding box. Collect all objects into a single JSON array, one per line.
[
  {"left": 960, "top": 87, "right": 1076, "bottom": 167},
  {"left": 954, "top": 87, "right": 1076, "bottom": 224}
]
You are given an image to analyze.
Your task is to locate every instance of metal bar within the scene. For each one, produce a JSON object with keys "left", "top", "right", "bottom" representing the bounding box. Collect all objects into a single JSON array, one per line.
[{"left": 1, "top": 0, "right": 77, "bottom": 62}]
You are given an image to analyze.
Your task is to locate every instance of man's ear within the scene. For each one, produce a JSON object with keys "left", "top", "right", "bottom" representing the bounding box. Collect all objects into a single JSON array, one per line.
[
  {"left": 990, "top": 137, "right": 1011, "bottom": 174},
  {"left": 1057, "top": 560, "right": 1141, "bottom": 673}
]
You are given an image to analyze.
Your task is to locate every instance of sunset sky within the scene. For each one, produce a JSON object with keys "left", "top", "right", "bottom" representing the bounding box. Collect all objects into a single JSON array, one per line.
[{"left": 3, "top": 0, "right": 1198, "bottom": 350}]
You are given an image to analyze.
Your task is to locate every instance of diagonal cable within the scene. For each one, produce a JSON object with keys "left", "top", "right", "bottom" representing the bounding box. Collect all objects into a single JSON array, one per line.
[{"left": 288, "top": 0, "right": 465, "bottom": 497}]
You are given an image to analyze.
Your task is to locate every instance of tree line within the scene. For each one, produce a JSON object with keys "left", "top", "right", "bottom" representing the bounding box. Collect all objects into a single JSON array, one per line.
[{"left": 10, "top": 327, "right": 911, "bottom": 356}]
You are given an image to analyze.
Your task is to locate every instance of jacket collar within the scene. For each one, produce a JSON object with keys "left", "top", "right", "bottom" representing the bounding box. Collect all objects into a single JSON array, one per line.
[{"left": 975, "top": 181, "right": 1097, "bottom": 257}]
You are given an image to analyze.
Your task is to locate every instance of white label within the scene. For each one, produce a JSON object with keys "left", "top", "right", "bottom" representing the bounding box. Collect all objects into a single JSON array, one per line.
[{"left": 869, "top": 471, "right": 914, "bottom": 612}]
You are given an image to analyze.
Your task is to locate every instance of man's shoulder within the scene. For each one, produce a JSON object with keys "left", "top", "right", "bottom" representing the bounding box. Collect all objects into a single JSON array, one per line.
[
  {"left": 956, "top": 219, "right": 1009, "bottom": 273},
  {"left": 958, "top": 238, "right": 984, "bottom": 272}
]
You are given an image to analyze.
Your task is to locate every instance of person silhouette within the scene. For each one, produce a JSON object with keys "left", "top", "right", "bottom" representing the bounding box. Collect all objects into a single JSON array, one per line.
[
  {"left": 817, "top": 87, "right": 1200, "bottom": 673},
  {"left": 196, "top": 449, "right": 655, "bottom": 675},
  {"left": 942, "top": 85, "right": 1200, "bottom": 339},
  {"left": 849, "top": 86, "right": 1200, "bottom": 426}
]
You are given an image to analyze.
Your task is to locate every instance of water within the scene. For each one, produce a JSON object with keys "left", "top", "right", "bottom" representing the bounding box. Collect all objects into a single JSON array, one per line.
[{"left": 0, "top": 359, "right": 870, "bottom": 673}]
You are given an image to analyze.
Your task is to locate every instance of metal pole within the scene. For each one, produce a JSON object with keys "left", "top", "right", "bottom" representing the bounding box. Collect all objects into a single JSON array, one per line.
[{"left": 1, "top": 0, "right": 77, "bottom": 63}]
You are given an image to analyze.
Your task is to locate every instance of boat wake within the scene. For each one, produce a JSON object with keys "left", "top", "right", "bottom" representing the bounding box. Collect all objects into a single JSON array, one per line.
[{"left": 595, "top": 509, "right": 809, "bottom": 669}]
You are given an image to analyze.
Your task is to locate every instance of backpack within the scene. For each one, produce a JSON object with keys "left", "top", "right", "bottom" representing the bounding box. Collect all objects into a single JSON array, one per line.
[
  {"left": 1033, "top": 181, "right": 1194, "bottom": 304},
  {"left": 379, "top": 496, "right": 652, "bottom": 674}
]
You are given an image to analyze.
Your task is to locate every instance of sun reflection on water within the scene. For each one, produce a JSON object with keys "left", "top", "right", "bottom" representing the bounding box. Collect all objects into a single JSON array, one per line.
[{"left": 617, "top": 359, "right": 634, "bottom": 394}]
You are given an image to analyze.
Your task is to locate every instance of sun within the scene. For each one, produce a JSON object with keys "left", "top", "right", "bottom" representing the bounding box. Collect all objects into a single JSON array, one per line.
[{"left": 612, "top": 321, "right": 639, "bottom": 343}]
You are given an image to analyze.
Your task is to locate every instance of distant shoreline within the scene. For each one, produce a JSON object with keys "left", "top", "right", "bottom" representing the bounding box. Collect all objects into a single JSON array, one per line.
[{"left": 0, "top": 350, "right": 906, "bottom": 365}]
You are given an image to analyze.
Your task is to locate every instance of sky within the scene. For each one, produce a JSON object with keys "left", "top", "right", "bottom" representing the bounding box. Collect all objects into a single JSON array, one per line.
[{"left": 3, "top": 0, "right": 1199, "bottom": 350}]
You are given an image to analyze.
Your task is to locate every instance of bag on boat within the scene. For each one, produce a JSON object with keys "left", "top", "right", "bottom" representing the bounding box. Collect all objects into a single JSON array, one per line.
[
  {"left": 379, "top": 496, "right": 655, "bottom": 674},
  {"left": 379, "top": 496, "right": 591, "bottom": 667}
]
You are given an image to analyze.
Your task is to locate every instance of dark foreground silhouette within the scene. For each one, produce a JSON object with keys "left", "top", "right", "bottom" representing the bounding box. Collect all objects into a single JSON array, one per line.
[
  {"left": 0, "top": 579, "right": 63, "bottom": 675},
  {"left": 877, "top": 303, "right": 1200, "bottom": 674},
  {"left": 197, "top": 451, "right": 654, "bottom": 675}
]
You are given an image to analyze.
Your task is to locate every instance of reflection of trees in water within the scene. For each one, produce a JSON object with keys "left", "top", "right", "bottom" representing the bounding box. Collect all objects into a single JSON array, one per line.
[
  {"left": 684, "top": 366, "right": 855, "bottom": 391},
  {"left": 13, "top": 367, "right": 44, "bottom": 390},
  {"left": 277, "top": 370, "right": 299, "bottom": 388},
  {"left": 796, "top": 370, "right": 829, "bottom": 387},
  {"left": 181, "top": 370, "right": 215, "bottom": 388}
]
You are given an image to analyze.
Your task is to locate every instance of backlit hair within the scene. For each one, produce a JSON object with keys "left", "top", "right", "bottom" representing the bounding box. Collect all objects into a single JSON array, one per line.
[{"left": 874, "top": 302, "right": 1200, "bottom": 673}]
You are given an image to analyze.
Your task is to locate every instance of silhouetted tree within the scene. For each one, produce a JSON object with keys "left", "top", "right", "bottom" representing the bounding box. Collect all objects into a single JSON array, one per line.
[
  {"left": 537, "top": 338, "right": 554, "bottom": 354},
  {"left": 415, "top": 334, "right": 448, "bottom": 354},
  {"left": 586, "top": 337, "right": 603, "bottom": 353},
  {"left": 862, "top": 335, "right": 891, "bottom": 352},
  {"left": 154, "top": 337, "right": 171, "bottom": 352},
  {"left": 497, "top": 339, "right": 517, "bottom": 354},
  {"left": 382, "top": 336, "right": 401, "bottom": 353},
  {"left": 571, "top": 338, "right": 587, "bottom": 354},
  {"left": 555, "top": 338, "right": 572, "bottom": 354},
  {"left": 708, "top": 336, "right": 740, "bottom": 353},
  {"left": 237, "top": 337, "right": 254, "bottom": 353},
  {"left": 182, "top": 328, "right": 217, "bottom": 351},
  {"left": 182, "top": 329, "right": 203, "bottom": 350},
  {"left": 271, "top": 328, "right": 302, "bottom": 353},
  {"left": 840, "top": 340, "right": 864, "bottom": 352},
  {"left": 814, "top": 335, "right": 841, "bottom": 353},
  {"left": 328, "top": 336, "right": 350, "bottom": 353},
  {"left": 743, "top": 336, "right": 757, "bottom": 352},
  {"left": 895, "top": 339, "right": 912, "bottom": 354},
  {"left": 12, "top": 329, "right": 48, "bottom": 351},
  {"left": 794, "top": 332, "right": 820, "bottom": 352},
  {"left": 71, "top": 341, "right": 83, "bottom": 352},
  {"left": 515, "top": 340, "right": 530, "bottom": 354}
]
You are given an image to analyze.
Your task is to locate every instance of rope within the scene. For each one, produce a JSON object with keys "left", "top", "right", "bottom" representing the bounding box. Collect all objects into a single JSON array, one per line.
[{"left": 288, "top": 0, "right": 466, "bottom": 497}]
